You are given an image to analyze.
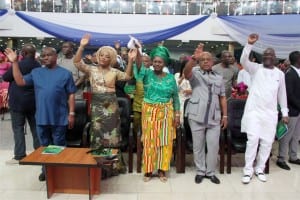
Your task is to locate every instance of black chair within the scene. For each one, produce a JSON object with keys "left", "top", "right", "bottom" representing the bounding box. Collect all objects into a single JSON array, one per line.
[
  {"left": 225, "top": 98, "right": 269, "bottom": 174},
  {"left": 66, "top": 99, "right": 89, "bottom": 147},
  {"left": 117, "top": 97, "right": 134, "bottom": 173}
]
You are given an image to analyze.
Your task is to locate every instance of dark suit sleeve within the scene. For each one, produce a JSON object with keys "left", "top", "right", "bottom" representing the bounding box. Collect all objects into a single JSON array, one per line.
[
  {"left": 285, "top": 71, "right": 300, "bottom": 111},
  {"left": 2, "top": 67, "right": 13, "bottom": 82}
]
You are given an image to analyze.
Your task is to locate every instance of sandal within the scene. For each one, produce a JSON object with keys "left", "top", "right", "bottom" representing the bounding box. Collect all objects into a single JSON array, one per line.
[
  {"left": 158, "top": 170, "right": 168, "bottom": 183},
  {"left": 143, "top": 172, "right": 152, "bottom": 182}
]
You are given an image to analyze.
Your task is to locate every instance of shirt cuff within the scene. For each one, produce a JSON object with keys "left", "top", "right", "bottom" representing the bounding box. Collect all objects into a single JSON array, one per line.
[{"left": 281, "top": 108, "right": 289, "bottom": 117}]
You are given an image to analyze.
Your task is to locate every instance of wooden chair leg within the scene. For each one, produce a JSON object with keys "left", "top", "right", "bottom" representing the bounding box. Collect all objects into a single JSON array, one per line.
[
  {"left": 136, "top": 135, "right": 142, "bottom": 173},
  {"left": 226, "top": 142, "right": 232, "bottom": 174},
  {"left": 128, "top": 131, "right": 133, "bottom": 173},
  {"left": 219, "top": 134, "right": 225, "bottom": 174},
  {"left": 176, "top": 127, "right": 185, "bottom": 173}
]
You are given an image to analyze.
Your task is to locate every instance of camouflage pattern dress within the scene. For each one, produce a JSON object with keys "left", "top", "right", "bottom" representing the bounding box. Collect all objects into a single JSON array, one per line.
[
  {"left": 73, "top": 60, "right": 131, "bottom": 149},
  {"left": 90, "top": 92, "right": 121, "bottom": 149}
]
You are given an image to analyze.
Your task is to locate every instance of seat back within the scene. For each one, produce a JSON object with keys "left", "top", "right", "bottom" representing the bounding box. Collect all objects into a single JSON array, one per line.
[
  {"left": 117, "top": 97, "right": 132, "bottom": 150},
  {"left": 183, "top": 98, "right": 193, "bottom": 152},
  {"left": 66, "top": 99, "right": 88, "bottom": 147},
  {"left": 227, "top": 98, "right": 247, "bottom": 152}
]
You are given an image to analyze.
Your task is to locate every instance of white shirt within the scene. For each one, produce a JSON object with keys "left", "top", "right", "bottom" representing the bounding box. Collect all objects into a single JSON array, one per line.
[{"left": 237, "top": 68, "right": 252, "bottom": 89}]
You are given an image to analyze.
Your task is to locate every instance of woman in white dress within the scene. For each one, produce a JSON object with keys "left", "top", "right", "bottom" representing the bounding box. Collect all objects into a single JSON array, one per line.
[{"left": 174, "top": 60, "right": 192, "bottom": 124}]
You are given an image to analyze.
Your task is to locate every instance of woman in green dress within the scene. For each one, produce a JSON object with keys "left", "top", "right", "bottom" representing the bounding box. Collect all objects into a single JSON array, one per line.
[{"left": 129, "top": 45, "right": 180, "bottom": 182}]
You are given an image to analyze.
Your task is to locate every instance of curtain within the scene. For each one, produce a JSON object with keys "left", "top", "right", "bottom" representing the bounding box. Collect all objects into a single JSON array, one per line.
[
  {"left": 16, "top": 11, "right": 208, "bottom": 46},
  {"left": 217, "top": 15, "right": 300, "bottom": 58}
]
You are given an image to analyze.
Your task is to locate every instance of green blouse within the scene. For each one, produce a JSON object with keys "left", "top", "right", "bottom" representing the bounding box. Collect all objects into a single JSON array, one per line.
[{"left": 134, "top": 64, "right": 180, "bottom": 111}]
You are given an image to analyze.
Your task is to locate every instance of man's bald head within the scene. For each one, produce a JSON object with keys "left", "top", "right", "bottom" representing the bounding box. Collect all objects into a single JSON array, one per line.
[
  {"left": 21, "top": 44, "right": 36, "bottom": 58},
  {"left": 262, "top": 47, "right": 276, "bottom": 68},
  {"left": 40, "top": 47, "right": 58, "bottom": 68},
  {"left": 199, "top": 51, "right": 214, "bottom": 71}
]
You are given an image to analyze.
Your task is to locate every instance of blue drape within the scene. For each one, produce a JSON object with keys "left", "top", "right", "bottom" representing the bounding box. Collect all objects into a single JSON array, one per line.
[
  {"left": 217, "top": 15, "right": 300, "bottom": 58},
  {"left": 0, "top": 9, "right": 7, "bottom": 17},
  {"left": 16, "top": 11, "right": 208, "bottom": 46}
]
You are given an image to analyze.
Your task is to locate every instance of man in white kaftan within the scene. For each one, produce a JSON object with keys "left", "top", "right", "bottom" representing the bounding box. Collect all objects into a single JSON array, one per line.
[{"left": 240, "top": 34, "right": 289, "bottom": 184}]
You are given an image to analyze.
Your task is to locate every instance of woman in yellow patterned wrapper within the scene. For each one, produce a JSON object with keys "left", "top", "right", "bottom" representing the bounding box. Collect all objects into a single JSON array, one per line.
[{"left": 128, "top": 44, "right": 180, "bottom": 182}]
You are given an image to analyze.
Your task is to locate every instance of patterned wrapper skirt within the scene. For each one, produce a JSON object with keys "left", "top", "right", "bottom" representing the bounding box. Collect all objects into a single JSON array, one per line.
[
  {"left": 142, "top": 101, "right": 176, "bottom": 173},
  {"left": 90, "top": 93, "right": 121, "bottom": 149},
  {"left": 0, "top": 81, "right": 9, "bottom": 109}
]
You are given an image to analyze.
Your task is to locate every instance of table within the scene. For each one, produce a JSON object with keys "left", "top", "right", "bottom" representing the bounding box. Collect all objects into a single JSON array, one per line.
[{"left": 20, "top": 147, "right": 101, "bottom": 200}]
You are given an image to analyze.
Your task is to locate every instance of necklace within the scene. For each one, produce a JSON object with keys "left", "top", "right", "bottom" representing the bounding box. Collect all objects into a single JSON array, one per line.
[{"left": 98, "top": 67, "right": 110, "bottom": 92}]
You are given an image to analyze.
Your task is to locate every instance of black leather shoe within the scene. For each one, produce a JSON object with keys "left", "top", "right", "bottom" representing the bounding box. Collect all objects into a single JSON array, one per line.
[
  {"left": 39, "top": 173, "right": 45, "bottom": 181},
  {"left": 195, "top": 175, "right": 204, "bottom": 184},
  {"left": 276, "top": 161, "right": 290, "bottom": 170},
  {"left": 288, "top": 159, "right": 300, "bottom": 165},
  {"left": 208, "top": 175, "right": 220, "bottom": 184}
]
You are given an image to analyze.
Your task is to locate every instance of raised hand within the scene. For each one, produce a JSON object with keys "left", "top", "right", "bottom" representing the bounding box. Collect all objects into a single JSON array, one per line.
[
  {"left": 80, "top": 33, "right": 91, "bottom": 47},
  {"left": 248, "top": 33, "right": 259, "bottom": 45},
  {"left": 114, "top": 41, "right": 121, "bottom": 50},
  {"left": 4, "top": 48, "right": 18, "bottom": 62},
  {"left": 193, "top": 43, "right": 204, "bottom": 60},
  {"left": 128, "top": 49, "right": 137, "bottom": 62}
]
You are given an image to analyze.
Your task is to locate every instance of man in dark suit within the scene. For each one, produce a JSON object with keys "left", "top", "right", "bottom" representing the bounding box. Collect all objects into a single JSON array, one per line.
[
  {"left": 277, "top": 51, "right": 300, "bottom": 170},
  {"left": 3, "top": 44, "right": 41, "bottom": 164}
]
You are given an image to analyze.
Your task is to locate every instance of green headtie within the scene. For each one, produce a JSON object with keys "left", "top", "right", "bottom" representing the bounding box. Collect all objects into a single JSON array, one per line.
[{"left": 150, "top": 46, "right": 170, "bottom": 64}]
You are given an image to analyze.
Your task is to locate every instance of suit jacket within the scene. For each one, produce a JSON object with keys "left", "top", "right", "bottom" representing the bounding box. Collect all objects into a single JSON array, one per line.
[
  {"left": 2, "top": 57, "right": 41, "bottom": 112},
  {"left": 285, "top": 66, "right": 300, "bottom": 117}
]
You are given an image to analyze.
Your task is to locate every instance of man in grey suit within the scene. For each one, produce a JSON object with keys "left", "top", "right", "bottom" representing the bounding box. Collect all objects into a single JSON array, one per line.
[
  {"left": 184, "top": 44, "right": 227, "bottom": 184},
  {"left": 277, "top": 51, "right": 300, "bottom": 170}
]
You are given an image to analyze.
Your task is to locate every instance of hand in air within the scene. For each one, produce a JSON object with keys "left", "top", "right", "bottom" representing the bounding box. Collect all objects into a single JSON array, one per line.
[
  {"left": 193, "top": 43, "right": 204, "bottom": 61},
  {"left": 248, "top": 33, "right": 259, "bottom": 45},
  {"left": 4, "top": 48, "right": 18, "bottom": 62},
  {"left": 80, "top": 33, "right": 91, "bottom": 47}
]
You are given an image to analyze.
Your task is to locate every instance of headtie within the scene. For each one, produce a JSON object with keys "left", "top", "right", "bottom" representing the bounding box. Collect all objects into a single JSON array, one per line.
[{"left": 150, "top": 46, "right": 170, "bottom": 64}]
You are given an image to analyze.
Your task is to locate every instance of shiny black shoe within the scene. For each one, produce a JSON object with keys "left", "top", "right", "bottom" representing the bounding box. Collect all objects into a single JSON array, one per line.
[
  {"left": 276, "top": 161, "right": 291, "bottom": 170},
  {"left": 208, "top": 175, "right": 220, "bottom": 184},
  {"left": 195, "top": 175, "right": 204, "bottom": 184},
  {"left": 288, "top": 159, "right": 300, "bottom": 165},
  {"left": 39, "top": 173, "right": 45, "bottom": 181}
]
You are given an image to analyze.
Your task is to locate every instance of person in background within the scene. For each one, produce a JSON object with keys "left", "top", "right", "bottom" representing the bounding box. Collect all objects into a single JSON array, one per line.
[
  {"left": 174, "top": 59, "right": 192, "bottom": 124},
  {"left": 212, "top": 50, "right": 239, "bottom": 98},
  {"left": 184, "top": 43, "right": 227, "bottom": 185},
  {"left": 277, "top": 51, "right": 300, "bottom": 170},
  {"left": 0, "top": 52, "right": 11, "bottom": 113},
  {"left": 277, "top": 59, "right": 290, "bottom": 73},
  {"left": 3, "top": 44, "right": 41, "bottom": 165},
  {"left": 5, "top": 46, "right": 76, "bottom": 181},
  {"left": 240, "top": 33, "right": 288, "bottom": 184},
  {"left": 132, "top": 53, "right": 153, "bottom": 148},
  {"left": 130, "top": 43, "right": 180, "bottom": 183},
  {"left": 142, "top": 53, "right": 152, "bottom": 68},
  {"left": 73, "top": 34, "right": 133, "bottom": 151},
  {"left": 58, "top": 41, "right": 85, "bottom": 98},
  {"left": 237, "top": 68, "right": 252, "bottom": 90}
]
